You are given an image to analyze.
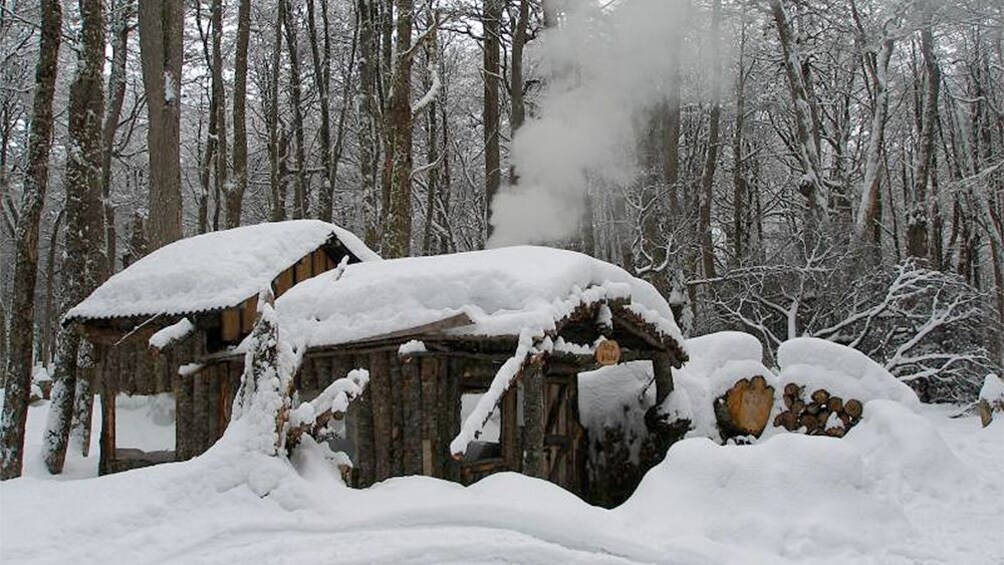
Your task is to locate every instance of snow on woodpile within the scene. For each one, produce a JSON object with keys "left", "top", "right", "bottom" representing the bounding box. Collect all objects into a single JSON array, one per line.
[
  {"left": 777, "top": 337, "right": 920, "bottom": 408},
  {"left": 276, "top": 246, "right": 684, "bottom": 348},
  {"left": 65, "top": 220, "right": 378, "bottom": 322}
]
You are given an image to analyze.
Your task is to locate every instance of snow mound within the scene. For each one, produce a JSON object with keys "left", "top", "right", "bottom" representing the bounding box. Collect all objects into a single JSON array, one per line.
[
  {"left": 681, "top": 331, "right": 763, "bottom": 378},
  {"left": 980, "top": 374, "right": 1004, "bottom": 404},
  {"left": 65, "top": 220, "right": 378, "bottom": 322},
  {"left": 844, "top": 400, "right": 971, "bottom": 496},
  {"left": 578, "top": 361, "right": 652, "bottom": 433},
  {"left": 619, "top": 433, "right": 911, "bottom": 559},
  {"left": 777, "top": 337, "right": 919, "bottom": 407},
  {"left": 277, "top": 246, "right": 684, "bottom": 349}
]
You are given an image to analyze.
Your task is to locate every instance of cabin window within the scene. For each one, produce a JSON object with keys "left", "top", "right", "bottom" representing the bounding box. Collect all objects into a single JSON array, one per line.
[
  {"left": 114, "top": 393, "right": 176, "bottom": 452},
  {"left": 460, "top": 392, "right": 502, "bottom": 462}
]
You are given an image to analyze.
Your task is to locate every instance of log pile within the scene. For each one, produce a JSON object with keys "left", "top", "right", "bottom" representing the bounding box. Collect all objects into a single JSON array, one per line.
[
  {"left": 773, "top": 383, "right": 863, "bottom": 437},
  {"left": 714, "top": 375, "right": 775, "bottom": 440}
]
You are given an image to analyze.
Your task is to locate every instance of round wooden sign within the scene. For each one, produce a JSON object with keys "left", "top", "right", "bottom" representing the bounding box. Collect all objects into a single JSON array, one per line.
[{"left": 594, "top": 339, "right": 621, "bottom": 366}]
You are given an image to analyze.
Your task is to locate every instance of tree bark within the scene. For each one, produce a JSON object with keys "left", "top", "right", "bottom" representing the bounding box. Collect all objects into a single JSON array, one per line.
[
  {"left": 228, "top": 0, "right": 251, "bottom": 228},
  {"left": 907, "top": 8, "right": 940, "bottom": 260},
  {"left": 0, "top": 0, "right": 62, "bottom": 481},
  {"left": 138, "top": 0, "right": 184, "bottom": 249},
  {"left": 101, "top": 0, "right": 133, "bottom": 271},
  {"left": 267, "top": 0, "right": 286, "bottom": 221},
  {"left": 306, "top": 0, "right": 333, "bottom": 221},
  {"left": 483, "top": 0, "right": 501, "bottom": 240},
  {"left": 210, "top": 0, "right": 227, "bottom": 231},
  {"left": 282, "top": 0, "right": 309, "bottom": 219},
  {"left": 45, "top": 0, "right": 107, "bottom": 475},
  {"left": 697, "top": 0, "right": 722, "bottom": 280},
  {"left": 509, "top": 0, "right": 529, "bottom": 185},
  {"left": 381, "top": 0, "right": 415, "bottom": 257}
]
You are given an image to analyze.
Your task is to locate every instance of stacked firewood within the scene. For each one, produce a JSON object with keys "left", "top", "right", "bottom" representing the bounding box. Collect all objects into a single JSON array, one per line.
[{"left": 773, "top": 383, "right": 863, "bottom": 437}]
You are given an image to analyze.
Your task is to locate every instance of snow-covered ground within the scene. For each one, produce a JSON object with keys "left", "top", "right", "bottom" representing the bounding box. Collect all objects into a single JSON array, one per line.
[{"left": 2, "top": 395, "right": 1001, "bottom": 564}]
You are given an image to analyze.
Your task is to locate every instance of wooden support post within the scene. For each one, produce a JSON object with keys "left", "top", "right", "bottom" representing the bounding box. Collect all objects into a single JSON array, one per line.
[
  {"left": 99, "top": 347, "right": 118, "bottom": 476},
  {"left": 192, "top": 373, "right": 208, "bottom": 455},
  {"left": 522, "top": 362, "right": 545, "bottom": 478},
  {"left": 653, "top": 351, "right": 675, "bottom": 406}
]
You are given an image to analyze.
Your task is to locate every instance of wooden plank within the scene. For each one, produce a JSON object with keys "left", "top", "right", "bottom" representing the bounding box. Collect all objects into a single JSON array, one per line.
[
  {"left": 192, "top": 374, "right": 209, "bottom": 455},
  {"left": 221, "top": 308, "right": 241, "bottom": 343},
  {"left": 502, "top": 387, "right": 520, "bottom": 471},
  {"left": 348, "top": 312, "right": 475, "bottom": 344},
  {"left": 369, "top": 352, "right": 392, "bottom": 481},
  {"left": 402, "top": 357, "right": 423, "bottom": 475},
  {"left": 420, "top": 358, "right": 439, "bottom": 477},
  {"left": 352, "top": 354, "right": 375, "bottom": 487},
  {"left": 175, "top": 371, "right": 194, "bottom": 460},
  {"left": 274, "top": 267, "right": 294, "bottom": 297},
  {"left": 389, "top": 352, "right": 404, "bottom": 476},
  {"left": 294, "top": 255, "right": 312, "bottom": 283},
  {"left": 98, "top": 347, "right": 118, "bottom": 476},
  {"left": 241, "top": 295, "right": 258, "bottom": 335},
  {"left": 522, "top": 363, "right": 544, "bottom": 478},
  {"left": 207, "top": 370, "right": 221, "bottom": 443},
  {"left": 311, "top": 248, "right": 327, "bottom": 276}
]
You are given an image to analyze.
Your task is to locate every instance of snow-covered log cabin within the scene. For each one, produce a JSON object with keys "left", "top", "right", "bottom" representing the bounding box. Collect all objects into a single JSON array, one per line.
[
  {"left": 64, "top": 220, "right": 379, "bottom": 473},
  {"left": 266, "top": 246, "right": 689, "bottom": 498}
]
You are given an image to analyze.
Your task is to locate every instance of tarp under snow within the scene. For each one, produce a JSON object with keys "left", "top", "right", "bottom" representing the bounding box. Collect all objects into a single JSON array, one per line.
[
  {"left": 65, "top": 220, "right": 379, "bottom": 322},
  {"left": 276, "top": 246, "right": 686, "bottom": 350}
]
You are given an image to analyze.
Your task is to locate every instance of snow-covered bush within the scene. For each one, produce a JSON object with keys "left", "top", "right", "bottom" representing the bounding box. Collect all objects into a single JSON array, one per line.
[{"left": 707, "top": 252, "right": 1000, "bottom": 403}]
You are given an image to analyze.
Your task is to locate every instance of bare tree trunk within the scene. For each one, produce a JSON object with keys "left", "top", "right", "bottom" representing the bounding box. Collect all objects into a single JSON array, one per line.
[
  {"left": 382, "top": 0, "right": 415, "bottom": 257},
  {"left": 358, "top": 0, "right": 379, "bottom": 246},
  {"left": 855, "top": 32, "right": 894, "bottom": 242},
  {"left": 509, "top": 0, "right": 529, "bottom": 185},
  {"left": 268, "top": 0, "right": 285, "bottom": 221},
  {"left": 282, "top": 2, "right": 308, "bottom": 220},
  {"left": 769, "top": 0, "right": 827, "bottom": 235},
  {"left": 138, "top": 0, "right": 184, "bottom": 249},
  {"left": 45, "top": 0, "right": 106, "bottom": 475},
  {"left": 101, "top": 0, "right": 133, "bottom": 271},
  {"left": 306, "top": 0, "right": 333, "bottom": 221},
  {"left": 907, "top": 7, "right": 940, "bottom": 260},
  {"left": 40, "top": 210, "right": 64, "bottom": 366},
  {"left": 227, "top": 0, "right": 250, "bottom": 228},
  {"left": 697, "top": 0, "right": 721, "bottom": 280},
  {"left": 483, "top": 0, "right": 501, "bottom": 241},
  {"left": 210, "top": 0, "right": 227, "bottom": 231},
  {"left": 0, "top": 0, "right": 62, "bottom": 481}
]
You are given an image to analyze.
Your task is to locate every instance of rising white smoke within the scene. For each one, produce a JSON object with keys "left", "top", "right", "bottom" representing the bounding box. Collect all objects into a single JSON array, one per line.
[{"left": 488, "top": 0, "right": 698, "bottom": 248}]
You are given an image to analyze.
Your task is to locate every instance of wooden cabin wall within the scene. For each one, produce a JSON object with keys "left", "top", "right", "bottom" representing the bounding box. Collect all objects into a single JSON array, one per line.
[{"left": 333, "top": 350, "right": 462, "bottom": 488}]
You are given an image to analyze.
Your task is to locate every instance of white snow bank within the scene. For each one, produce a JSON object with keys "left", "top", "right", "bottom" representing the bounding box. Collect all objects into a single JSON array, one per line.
[
  {"left": 65, "top": 220, "right": 378, "bottom": 322},
  {"left": 114, "top": 394, "right": 176, "bottom": 451},
  {"left": 276, "top": 246, "right": 684, "bottom": 349},
  {"left": 148, "top": 318, "right": 194, "bottom": 350},
  {"left": 777, "top": 337, "right": 919, "bottom": 407},
  {"left": 620, "top": 433, "right": 910, "bottom": 557},
  {"left": 1, "top": 397, "right": 1001, "bottom": 564}
]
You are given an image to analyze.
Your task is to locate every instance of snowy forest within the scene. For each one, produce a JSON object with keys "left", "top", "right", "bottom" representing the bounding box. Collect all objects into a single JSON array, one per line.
[{"left": 0, "top": 0, "right": 1003, "bottom": 562}]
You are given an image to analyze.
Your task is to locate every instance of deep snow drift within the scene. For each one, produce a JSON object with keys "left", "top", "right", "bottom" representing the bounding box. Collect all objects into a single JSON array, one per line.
[{"left": 1, "top": 390, "right": 1001, "bottom": 564}]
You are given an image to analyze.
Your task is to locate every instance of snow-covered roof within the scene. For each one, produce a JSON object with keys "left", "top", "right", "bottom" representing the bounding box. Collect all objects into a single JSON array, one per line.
[
  {"left": 276, "top": 246, "right": 685, "bottom": 351},
  {"left": 66, "top": 220, "right": 379, "bottom": 323}
]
